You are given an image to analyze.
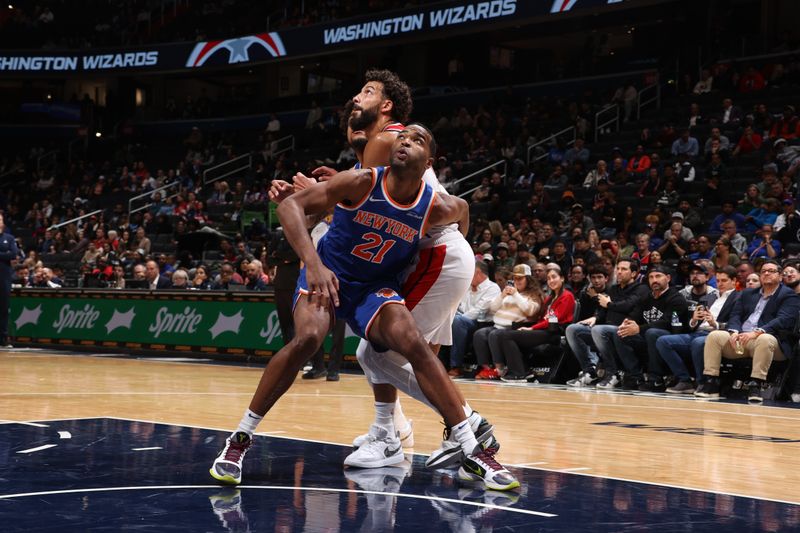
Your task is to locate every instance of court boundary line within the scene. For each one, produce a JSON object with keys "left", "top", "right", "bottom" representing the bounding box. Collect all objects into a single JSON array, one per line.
[
  {"left": 90, "top": 415, "right": 800, "bottom": 507},
  {"left": 0, "top": 484, "right": 556, "bottom": 518}
]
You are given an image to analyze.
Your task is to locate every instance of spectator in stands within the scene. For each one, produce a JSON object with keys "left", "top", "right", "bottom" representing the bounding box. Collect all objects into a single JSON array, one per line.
[
  {"left": 696, "top": 259, "right": 800, "bottom": 402},
  {"left": 714, "top": 98, "right": 743, "bottom": 131},
  {"left": 108, "top": 262, "right": 125, "bottom": 289},
  {"left": 687, "top": 102, "right": 704, "bottom": 128},
  {"left": 744, "top": 198, "right": 781, "bottom": 232},
  {"left": 769, "top": 105, "right": 800, "bottom": 140},
  {"left": 655, "top": 180, "right": 680, "bottom": 210},
  {"left": 567, "top": 264, "right": 587, "bottom": 294},
  {"left": 739, "top": 65, "right": 767, "bottom": 93},
  {"left": 671, "top": 129, "right": 699, "bottom": 157},
  {"left": 544, "top": 165, "right": 568, "bottom": 190},
  {"left": 499, "top": 267, "right": 576, "bottom": 382},
  {"left": 145, "top": 259, "right": 172, "bottom": 290},
  {"left": 656, "top": 265, "right": 740, "bottom": 394},
  {"left": 732, "top": 125, "right": 763, "bottom": 157},
  {"left": 712, "top": 236, "right": 741, "bottom": 270},
  {"left": 192, "top": 265, "right": 212, "bottom": 290},
  {"left": 693, "top": 69, "right": 713, "bottom": 94},
  {"left": 746, "top": 224, "right": 782, "bottom": 260},
  {"left": 626, "top": 145, "right": 651, "bottom": 179},
  {"left": 563, "top": 138, "right": 590, "bottom": 166},
  {"left": 709, "top": 201, "right": 747, "bottom": 234},
  {"left": 132, "top": 264, "right": 146, "bottom": 282},
  {"left": 245, "top": 259, "right": 269, "bottom": 291},
  {"left": 658, "top": 222, "right": 689, "bottom": 263},
  {"left": 679, "top": 263, "right": 718, "bottom": 305},
  {"left": 613, "top": 82, "right": 638, "bottom": 122},
  {"left": 449, "top": 261, "right": 501, "bottom": 377},
  {"left": 688, "top": 234, "right": 714, "bottom": 261},
  {"left": 704, "top": 127, "right": 731, "bottom": 157},
  {"left": 474, "top": 264, "right": 543, "bottom": 380},
  {"left": 583, "top": 160, "right": 609, "bottom": 188},
  {"left": 133, "top": 227, "right": 151, "bottom": 256},
  {"left": 781, "top": 262, "right": 800, "bottom": 294},
  {"left": 171, "top": 269, "right": 189, "bottom": 289},
  {"left": 212, "top": 262, "right": 243, "bottom": 290},
  {"left": 591, "top": 258, "right": 651, "bottom": 388},
  {"left": 565, "top": 265, "right": 611, "bottom": 387},
  {"left": 637, "top": 168, "right": 663, "bottom": 199}
]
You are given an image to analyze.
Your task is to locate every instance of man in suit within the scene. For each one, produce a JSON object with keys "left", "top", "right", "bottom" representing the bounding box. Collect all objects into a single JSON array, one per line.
[
  {"left": 145, "top": 259, "right": 172, "bottom": 290},
  {"left": 0, "top": 213, "right": 19, "bottom": 347},
  {"left": 697, "top": 259, "right": 800, "bottom": 402},
  {"left": 655, "top": 266, "right": 740, "bottom": 394}
]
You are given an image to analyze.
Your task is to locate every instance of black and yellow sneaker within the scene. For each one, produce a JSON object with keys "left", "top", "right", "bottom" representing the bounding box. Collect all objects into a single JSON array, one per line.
[
  {"left": 210, "top": 431, "right": 253, "bottom": 485},
  {"left": 458, "top": 449, "right": 520, "bottom": 491}
]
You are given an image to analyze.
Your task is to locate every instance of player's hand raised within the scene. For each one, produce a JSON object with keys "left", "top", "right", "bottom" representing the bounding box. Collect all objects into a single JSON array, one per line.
[
  {"left": 306, "top": 262, "right": 340, "bottom": 309},
  {"left": 269, "top": 180, "right": 294, "bottom": 204},
  {"left": 292, "top": 172, "right": 317, "bottom": 191},
  {"left": 312, "top": 166, "right": 338, "bottom": 181}
]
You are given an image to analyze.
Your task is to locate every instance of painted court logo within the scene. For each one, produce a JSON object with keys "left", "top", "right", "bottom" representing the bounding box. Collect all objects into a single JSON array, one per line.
[{"left": 185, "top": 33, "right": 286, "bottom": 67}]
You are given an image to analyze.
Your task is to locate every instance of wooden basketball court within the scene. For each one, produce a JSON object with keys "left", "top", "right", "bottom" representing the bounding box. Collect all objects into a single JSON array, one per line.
[{"left": 2, "top": 350, "right": 799, "bottom": 531}]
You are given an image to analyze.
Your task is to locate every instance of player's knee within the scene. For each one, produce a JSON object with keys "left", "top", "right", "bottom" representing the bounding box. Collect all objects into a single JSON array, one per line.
[{"left": 291, "top": 331, "right": 324, "bottom": 355}]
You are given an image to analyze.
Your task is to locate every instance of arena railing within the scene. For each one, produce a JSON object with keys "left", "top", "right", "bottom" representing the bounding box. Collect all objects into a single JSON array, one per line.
[
  {"left": 594, "top": 104, "right": 620, "bottom": 142},
  {"left": 637, "top": 79, "right": 661, "bottom": 120},
  {"left": 455, "top": 160, "right": 508, "bottom": 199},
  {"left": 270, "top": 134, "right": 295, "bottom": 160},
  {"left": 202, "top": 153, "right": 252, "bottom": 188},
  {"left": 49, "top": 209, "right": 103, "bottom": 230},
  {"left": 526, "top": 126, "right": 577, "bottom": 168},
  {"left": 128, "top": 181, "right": 181, "bottom": 215}
]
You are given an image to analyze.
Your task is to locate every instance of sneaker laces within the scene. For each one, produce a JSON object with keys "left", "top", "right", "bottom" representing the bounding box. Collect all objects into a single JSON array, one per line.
[
  {"left": 224, "top": 436, "right": 250, "bottom": 462},
  {"left": 475, "top": 448, "right": 502, "bottom": 470}
]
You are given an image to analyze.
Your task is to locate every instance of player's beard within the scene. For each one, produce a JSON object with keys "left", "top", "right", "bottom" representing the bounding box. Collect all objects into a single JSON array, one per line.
[{"left": 349, "top": 103, "right": 380, "bottom": 131}]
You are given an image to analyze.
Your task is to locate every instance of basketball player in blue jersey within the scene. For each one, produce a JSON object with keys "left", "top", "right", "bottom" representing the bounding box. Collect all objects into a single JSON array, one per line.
[{"left": 211, "top": 124, "right": 520, "bottom": 492}]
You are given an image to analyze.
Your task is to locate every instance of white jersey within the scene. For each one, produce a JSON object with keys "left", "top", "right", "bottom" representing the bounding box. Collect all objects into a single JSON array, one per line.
[{"left": 422, "top": 167, "right": 459, "bottom": 243}]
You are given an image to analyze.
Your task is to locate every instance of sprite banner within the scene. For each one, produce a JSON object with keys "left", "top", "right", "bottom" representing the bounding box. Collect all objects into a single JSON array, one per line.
[{"left": 10, "top": 290, "right": 360, "bottom": 357}]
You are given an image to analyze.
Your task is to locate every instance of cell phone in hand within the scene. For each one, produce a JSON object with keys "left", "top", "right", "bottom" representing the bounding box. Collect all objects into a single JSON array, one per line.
[{"left": 507, "top": 280, "right": 515, "bottom": 287}]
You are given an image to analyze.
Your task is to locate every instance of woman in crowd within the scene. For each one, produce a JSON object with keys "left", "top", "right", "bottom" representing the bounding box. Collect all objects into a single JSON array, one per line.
[
  {"left": 746, "top": 272, "right": 761, "bottom": 289},
  {"left": 712, "top": 236, "right": 741, "bottom": 269},
  {"left": 474, "top": 264, "right": 543, "bottom": 380},
  {"left": 497, "top": 267, "right": 577, "bottom": 382},
  {"left": 192, "top": 265, "right": 213, "bottom": 290}
]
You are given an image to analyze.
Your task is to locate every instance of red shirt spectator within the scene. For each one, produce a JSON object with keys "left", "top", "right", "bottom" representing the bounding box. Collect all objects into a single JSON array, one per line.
[
  {"left": 738, "top": 67, "right": 766, "bottom": 93},
  {"left": 769, "top": 106, "right": 800, "bottom": 140},
  {"left": 733, "top": 126, "right": 763, "bottom": 155}
]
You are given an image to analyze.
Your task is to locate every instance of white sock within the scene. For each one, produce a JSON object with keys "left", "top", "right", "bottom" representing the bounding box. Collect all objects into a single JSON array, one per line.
[
  {"left": 451, "top": 418, "right": 479, "bottom": 456},
  {"left": 463, "top": 401, "right": 474, "bottom": 418},
  {"left": 235, "top": 409, "right": 263, "bottom": 437},
  {"left": 393, "top": 398, "right": 410, "bottom": 433},
  {"left": 374, "top": 401, "right": 395, "bottom": 433}
]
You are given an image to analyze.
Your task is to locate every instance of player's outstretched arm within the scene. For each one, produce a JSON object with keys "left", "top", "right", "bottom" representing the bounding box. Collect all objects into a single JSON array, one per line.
[
  {"left": 428, "top": 194, "right": 470, "bottom": 237},
  {"left": 276, "top": 168, "right": 373, "bottom": 307}
]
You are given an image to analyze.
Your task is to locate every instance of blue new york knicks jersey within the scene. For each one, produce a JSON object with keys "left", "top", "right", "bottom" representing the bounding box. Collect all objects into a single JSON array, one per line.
[{"left": 317, "top": 166, "right": 436, "bottom": 283}]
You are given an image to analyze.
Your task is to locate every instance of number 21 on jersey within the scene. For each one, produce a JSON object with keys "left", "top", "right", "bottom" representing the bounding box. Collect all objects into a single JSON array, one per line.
[{"left": 351, "top": 232, "right": 396, "bottom": 264}]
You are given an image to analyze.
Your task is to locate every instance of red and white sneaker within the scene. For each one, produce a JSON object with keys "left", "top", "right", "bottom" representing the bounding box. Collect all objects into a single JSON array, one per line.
[{"left": 210, "top": 432, "right": 253, "bottom": 485}]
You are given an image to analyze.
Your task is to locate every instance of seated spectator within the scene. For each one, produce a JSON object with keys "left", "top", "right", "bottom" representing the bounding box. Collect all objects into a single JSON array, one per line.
[
  {"left": 679, "top": 263, "right": 719, "bottom": 305},
  {"left": 145, "top": 259, "right": 172, "bottom": 290},
  {"left": 696, "top": 259, "right": 800, "bottom": 402},
  {"left": 674, "top": 154, "right": 696, "bottom": 185},
  {"left": 713, "top": 98, "right": 743, "bottom": 131},
  {"left": 705, "top": 152, "right": 729, "bottom": 182},
  {"left": 658, "top": 222, "right": 689, "bottom": 263},
  {"left": 565, "top": 264, "right": 611, "bottom": 387},
  {"left": 498, "top": 267, "right": 576, "bottom": 382},
  {"left": 583, "top": 160, "right": 609, "bottom": 188},
  {"left": 746, "top": 224, "right": 782, "bottom": 260},
  {"left": 626, "top": 145, "right": 651, "bottom": 179},
  {"left": 192, "top": 265, "right": 213, "bottom": 290},
  {"left": 132, "top": 263, "right": 146, "bottom": 282},
  {"left": 781, "top": 262, "right": 800, "bottom": 294},
  {"left": 212, "top": 262, "right": 244, "bottom": 290},
  {"left": 704, "top": 127, "right": 731, "bottom": 157},
  {"left": 471, "top": 176, "right": 491, "bottom": 203},
  {"left": 687, "top": 102, "right": 704, "bottom": 128},
  {"left": 671, "top": 129, "right": 699, "bottom": 157},
  {"left": 693, "top": 70, "right": 713, "bottom": 94},
  {"left": 655, "top": 265, "right": 740, "bottom": 394},
  {"left": 732, "top": 125, "right": 763, "bottom": 157},
  {"left": 655, "top": 179, "right": 680, "bottom": 210},
  {"left": 563, "top": 138, "right": 590, "bottom": 166},
  {"left": 108, "top": 262, "right": 125, "bottom": 289},
  {"left": 473, "top": 264, "right": 543, "bottom": 380},
  {"left": 738, "top": 65, "right": 766, "bottom": 93},
  {"left": 769, "top": 105, "right": 800, "bottom": 140},
  {"left": 567, "top": 264, "right": 587, "bottom": 294},
  {"left": 245, "top": 259, "right": 269, "bottom": 291},
  {"left": 688, "top": 234, "right": 712, "bottom": 261},
  {"left": 449, "top": 261, "right": 501, "bottom": 377},
  {"left": 709, "top": 201, "right": 747, "bottom": 234},
  {"left": 711, "top": 237, "right": 741, "bottom": 270},
  {"left": 171, "top": 269, "right": 190, "bottom": 289},
  {"left": 543, "top": 165, "right": 568, "bottom": 190},
  {"left": 744, "top": 198, "right": 781, "bottom": 232}
]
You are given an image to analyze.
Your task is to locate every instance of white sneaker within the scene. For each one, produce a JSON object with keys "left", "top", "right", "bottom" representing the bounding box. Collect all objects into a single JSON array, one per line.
[
  {"left": 792, "top": 393, "right": 800, "bottom": 403},
  {"left": 344, "top": 425, "right": 404, "bottom": 468},
  {"left": 426, "top": 414, "right": 497, "bottom": 470},
  {"left": 353, "top": 419, "right": 413, "bottom": 449},
  {"left": 567, "top": 371, "right": 595, "bottom": 388},
  {"left": 458, "top": 449, "right": 520, "bottom": 491},
  {"left": 595, "top": 374, "right": 620, "bottom": 389}
]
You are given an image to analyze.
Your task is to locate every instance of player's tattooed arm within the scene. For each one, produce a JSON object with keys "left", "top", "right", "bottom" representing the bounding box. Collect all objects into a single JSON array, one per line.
[{"left": 428, "top": 194, "right": 470, "bottom": 237}]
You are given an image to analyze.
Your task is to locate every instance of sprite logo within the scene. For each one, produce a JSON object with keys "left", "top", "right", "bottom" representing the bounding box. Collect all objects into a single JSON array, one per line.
[
  {"left": 148, "top": 306, "right": 203, "bottom": 338},
  {"left": 258, "top": 310, "right": 282, "bottom": 345},
  {"left": 52, "top": 304, "right": 101, "bottom": 333}
]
